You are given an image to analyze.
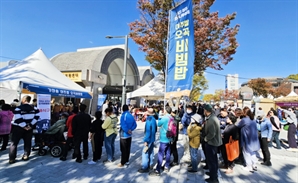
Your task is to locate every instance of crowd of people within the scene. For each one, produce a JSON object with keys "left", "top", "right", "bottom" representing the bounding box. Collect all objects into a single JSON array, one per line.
[{"left": 1, "top": 97, "right": 298, "bottom": 183}]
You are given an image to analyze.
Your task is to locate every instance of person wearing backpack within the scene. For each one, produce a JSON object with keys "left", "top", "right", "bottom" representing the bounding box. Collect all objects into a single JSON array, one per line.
[
  {"left": 187, "top": 113, "right": 202, "bottom": 173},
  {"left": 170, "top": 107, "right": 180, "bottom": 167},
  {"left": 149, "top": 106, "right": 173, "bottom": 176}
]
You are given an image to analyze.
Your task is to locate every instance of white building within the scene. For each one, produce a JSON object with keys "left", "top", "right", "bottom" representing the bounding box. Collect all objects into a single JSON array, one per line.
[{"left": 225, "top": 74, "right": 239, "bottom": 90}]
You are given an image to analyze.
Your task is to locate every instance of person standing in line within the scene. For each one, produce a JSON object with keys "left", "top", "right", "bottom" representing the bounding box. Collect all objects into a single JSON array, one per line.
[
  {"left": 60, "top": 106, "right": 78, "bottom": 161},
  {"left": 170, "top": 107, "right": 180, "bottom": 167},
  {"left": 138, "top": 107, "right": 157, "bottom": 173},
  {"left": 0, "top": 104, "right": 14, "bottom": 151},
  {"left": 256, "top": 112, "right": 273, "bottom": 166},
  {"left": 88, "top": 111, "right": 105, "bottom": 164},
  {"left": 236, "top": 107, "right": 260, "bottom": 172},
  {"left": 187, "top": 113, "right": 202, "bottom": 173},
  {"left": 181, "top": 105, "right": 195, "bottom": 162},
  {"left": 268, "top": 110, "right": 281, "bottom": 149},
  {"left": 72, "top": 104, "right": 91, "bottom": 163},
  {"left": 101, "top": 100, "right": 109, "bottom": 121},
  {"left": 150, "top": 106, "right": 172, "bottom": 176},
  {"left": 118, "top": 105, "right": 137, "bottom": 167},
  {"left": 203, "top": 104, "right": 222, "bottom": 183},
  {"left": 102, "top": 107, "right": 118, "bottom": 163},
  {"left": 280, "top": 107, "right": 298, "bottom": 151},
  {"left": 9, "top": 95, "right": 39, "bottom": 164}
]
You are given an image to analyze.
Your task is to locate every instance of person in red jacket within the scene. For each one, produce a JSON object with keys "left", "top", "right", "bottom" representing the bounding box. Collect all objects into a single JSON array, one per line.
[{"left": 60, "top": 106, "right": 78, "bottom": 161}]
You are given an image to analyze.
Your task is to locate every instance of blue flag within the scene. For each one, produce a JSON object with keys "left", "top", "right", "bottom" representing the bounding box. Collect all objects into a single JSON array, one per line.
[{"left": 165, "top": 0, "right": 194, "bottom": 99}]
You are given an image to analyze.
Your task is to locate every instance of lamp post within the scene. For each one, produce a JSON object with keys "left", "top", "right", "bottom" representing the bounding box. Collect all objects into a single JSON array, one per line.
[{"left": 105, "top": 35, "right": 128, "bottom": 107}]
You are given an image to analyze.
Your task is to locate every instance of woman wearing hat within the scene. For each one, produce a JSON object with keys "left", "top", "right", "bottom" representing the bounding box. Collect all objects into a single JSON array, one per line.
[{"left": 187, "top": 114, "right": 202, "bottom": 173}]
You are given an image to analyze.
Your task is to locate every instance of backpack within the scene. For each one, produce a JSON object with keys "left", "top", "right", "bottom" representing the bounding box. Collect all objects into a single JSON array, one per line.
[{"left": 166, "top": 116, "right": 177, "bottom": 141}]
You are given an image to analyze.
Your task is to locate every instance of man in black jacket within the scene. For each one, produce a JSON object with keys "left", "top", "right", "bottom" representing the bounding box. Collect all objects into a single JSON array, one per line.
[
  {"left": 72, "top": 104, "right": 91, "bottom": 163},
  {"left": 9, "top": 95, "right": 39, "bottom": 164}
]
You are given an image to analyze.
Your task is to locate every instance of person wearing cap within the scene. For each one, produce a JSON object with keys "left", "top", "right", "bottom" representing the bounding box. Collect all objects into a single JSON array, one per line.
[
  {"left": 118, "top": 104, "right": 137, "bottom": 167},
  {"left": 203, "top": 104, "right": 222, "bottom": 183},
  {"left": 72, "top": 104, "right": 92, "bottom": 163},
  {"left": 60, "top": 106, "right": 79, "bottom": 161},
  {"left": 181, "top": 105, "right": 196, "bottom": 162},
  {"left": 149, "top": 106, "right": 173, "bottom": 176},
  {"left": 256, "top": 111, "right": 272, "bottom": 166},
  {"left": 45, "top": 112, "right": 68, "bottom": 135},
  {"left": 138, "top": 107, "right": 157, "bottom": 173},
  {"left": 187, "top": 113, "right": 202, "bottom": 173}
]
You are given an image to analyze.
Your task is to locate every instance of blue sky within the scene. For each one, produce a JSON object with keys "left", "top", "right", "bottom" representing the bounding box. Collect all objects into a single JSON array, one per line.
[{"left": 0, "top": 0, "right": 297, "bottom": 94}]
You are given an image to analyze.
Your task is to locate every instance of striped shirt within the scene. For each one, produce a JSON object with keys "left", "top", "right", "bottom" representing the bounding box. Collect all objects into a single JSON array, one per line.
[{"left": 12, "top": 104, "right": 40, "bottom": 128}]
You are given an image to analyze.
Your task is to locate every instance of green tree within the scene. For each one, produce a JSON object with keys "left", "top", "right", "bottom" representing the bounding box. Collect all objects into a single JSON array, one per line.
[
  {"left": 129, "top": 0, "right": 240, "bottom": 74},
  {"left": 189, "top": 72, "right": 208, "bottom": 101},
  {"left": 203, "top": 94, "right": 214, "bottom": 102},
  {"left": 287, "top": 74, "right": 298, "bottom": 80}
]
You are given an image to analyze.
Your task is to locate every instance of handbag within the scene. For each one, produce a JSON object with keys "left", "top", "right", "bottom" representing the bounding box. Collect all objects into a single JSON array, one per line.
[
  {"left": 225, "top": 136, "right": 239, "bottom": 161},
  {"left": 283, "top": 124, "right": 290, "bottom": 131}
]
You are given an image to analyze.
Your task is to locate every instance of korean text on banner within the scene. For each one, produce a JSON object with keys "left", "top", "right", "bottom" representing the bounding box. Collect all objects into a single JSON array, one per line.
[
  {"left": 97, "top": 94, "right": 107, "bottom": 111},
  {"left": 165, "top": 0, "right": 194, "bottom": 99},
  {"left": 37, "top": 94, "right": 51, "bottom": 120}
]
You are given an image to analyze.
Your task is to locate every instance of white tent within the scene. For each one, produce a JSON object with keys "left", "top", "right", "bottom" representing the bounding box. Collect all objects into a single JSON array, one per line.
[
  {"left": 0, "top": 49, "right": 92, "bottom": 99},
  {"left": 127, "top": 74, "right": 164, "bottom": 100},
  {"left": 287, "top": 91, "right": 298, "bottom": 97},
  {"left": 0, "top": 88, "right": 19, "bottom": 103}
]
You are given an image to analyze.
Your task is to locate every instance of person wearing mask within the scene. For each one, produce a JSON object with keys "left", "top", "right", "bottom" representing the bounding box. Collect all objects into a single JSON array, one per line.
[
  {"left": 170, "top": 107, "right": 180, "bottom": 167},
  {"left": 236, "top": 107, "right": 260, "bottom": 172},
  {"left": 280, "top": 107, "right": 298, "bottom": 151},
  {"left": 9, "top": 95, "right": 39, "bottom": 164},
  {"left": 0, "top": 104, "right": 14, "bottom": 151},
  {"left": 102, "top": 107, "right": 118, "bottom": 163},
  {"left": 181, "top": 105, "right": 195, "bottom": 162},
  {"left": 203, "top": 104, "right": 222, "bottom": 183},
  {"left": 72, "top": 104, "right": 92, "bottom": 163},
  {"left": 118, "top": 105, "right": 137, "bottom": 167},
  {"left": 256, "top": 112, "right": 273, "bottom": 166},
  {"left": 138, "top": 108, "right": 157, "bottom": 173},
  {"left": 88, "top": 111, "right": 105, "bottom": 164},
  {"left": 187, "top": 113, "right": 202, "bottom": 173},
  {"left": 220, "top": 113, "right": 239, "bottom": 174},
  {"left": 60, "top": 106, "right": 79, "bottom": 161},
  {"left": 150, "top": 106, "right": 173, "bottom": 176},
  {"left": 268, "top": 110, "right": 281, "bottom": 149}
]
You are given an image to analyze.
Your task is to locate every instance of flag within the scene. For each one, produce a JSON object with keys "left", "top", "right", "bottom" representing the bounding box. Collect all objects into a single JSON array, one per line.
[{"left": 165, "top": 0, "right": 194, "bottom": 98}]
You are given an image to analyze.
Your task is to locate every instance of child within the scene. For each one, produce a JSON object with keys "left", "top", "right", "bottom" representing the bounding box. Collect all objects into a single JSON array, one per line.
[{"left": 187, "top": 114, "right": 202, "bottom": 173}]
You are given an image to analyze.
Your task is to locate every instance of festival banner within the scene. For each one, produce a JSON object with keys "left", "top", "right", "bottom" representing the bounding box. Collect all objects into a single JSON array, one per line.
[
  {"left": 36, "top": 94, "right": 51, "bottom": 133},
  {"left": 97, "top": 94, "right": 107, "bottom": 111},
  {"left": 165, "top": 0, "right": 195, "bottom": 98}
]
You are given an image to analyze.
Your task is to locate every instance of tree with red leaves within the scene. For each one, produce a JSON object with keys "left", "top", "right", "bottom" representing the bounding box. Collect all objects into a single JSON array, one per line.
[{"left": 129, "top": 0, "right": 240, "bottom": 74}]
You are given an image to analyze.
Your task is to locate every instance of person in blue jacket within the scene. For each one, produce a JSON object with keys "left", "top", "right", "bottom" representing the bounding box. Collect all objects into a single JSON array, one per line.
[
  {"left": 257, "top": 112, "right": 273, "bottom": 166},
  {"left": 118, "top": 105, "right": 137, "bottom": 167},
  {"left": 138, "top": 108, "right": 157, "bottom": 173}
]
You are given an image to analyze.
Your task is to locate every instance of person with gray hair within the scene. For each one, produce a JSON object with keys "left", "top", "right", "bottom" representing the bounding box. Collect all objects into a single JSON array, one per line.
[{"left": 280, "top": 107, "right": 298, "bottom": 151}]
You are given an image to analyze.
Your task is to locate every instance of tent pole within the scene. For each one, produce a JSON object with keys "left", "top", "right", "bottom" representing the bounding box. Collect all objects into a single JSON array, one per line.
[{"left": 19, "top": 81, "right": 23, "bottom": 101}]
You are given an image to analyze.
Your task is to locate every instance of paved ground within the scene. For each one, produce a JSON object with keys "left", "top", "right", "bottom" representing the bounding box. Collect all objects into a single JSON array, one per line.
[{"left": 0, "top": 121, "right": 297, "bottom": 183}]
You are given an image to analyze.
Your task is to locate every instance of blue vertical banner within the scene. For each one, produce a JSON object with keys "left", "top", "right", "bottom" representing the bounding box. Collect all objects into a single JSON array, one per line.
[
  {"left": 97, "top": 94, "right": 107, "bottom": 111},
  {"left": 165, "top": 0, "right": 194, "bottom": 99}
]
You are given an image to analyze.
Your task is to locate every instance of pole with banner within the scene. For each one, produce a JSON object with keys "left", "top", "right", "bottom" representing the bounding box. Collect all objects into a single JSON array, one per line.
[
  {"left": 165, "top": 0, "right": 195, "bottom": 100},
  {"left": 97, "top": 94, "right": 107, "bottom": 111}
]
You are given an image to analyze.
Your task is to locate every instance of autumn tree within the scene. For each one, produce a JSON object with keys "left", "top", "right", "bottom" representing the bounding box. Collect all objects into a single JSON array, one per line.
[
  {"left": 248, "top": 78, "right": 272, "bottom": 97},
  {"left": 287, "top": 74, "right": 298, "bottom": 80},
  {"left": 203, "top": 94, "right": 214, "bottom": 102},
  {"left": 129, "top": 0, "right": 240, "bottom": 74},
  {"left": 269, "top": 80, "right": 291, "bottom": 98},
  {"left": 189, "top": 72, "right": 208, "bottom": 101}
]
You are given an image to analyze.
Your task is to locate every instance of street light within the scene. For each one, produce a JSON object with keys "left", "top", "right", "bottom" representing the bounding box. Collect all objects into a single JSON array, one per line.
[{"left": 105, "top": 35, "right": 128, "bottom": 108}]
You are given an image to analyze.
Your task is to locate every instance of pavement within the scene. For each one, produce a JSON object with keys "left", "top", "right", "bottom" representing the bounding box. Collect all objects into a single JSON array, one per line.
[{"left": 0, "top": 121, "right": 297, "bottom": 183}]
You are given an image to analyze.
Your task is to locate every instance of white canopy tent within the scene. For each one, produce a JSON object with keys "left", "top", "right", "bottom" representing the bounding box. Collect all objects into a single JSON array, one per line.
[
  {"left": 0, "top": 49, "right": 92, "bottom": 100},
  {"left": 127, "top": 74, "right": 164, "bottom": 100},
  {"left": 287, "top": 91, "right": 298, "bottom": 97}
]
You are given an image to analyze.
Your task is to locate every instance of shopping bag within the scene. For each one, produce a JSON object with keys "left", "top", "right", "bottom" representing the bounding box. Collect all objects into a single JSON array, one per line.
[{"left": 225, "top": 136, "right": 239, "bottom": 161}]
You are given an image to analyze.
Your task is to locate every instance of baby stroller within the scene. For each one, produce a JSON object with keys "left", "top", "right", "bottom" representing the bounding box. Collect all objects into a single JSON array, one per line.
[{"left": 37, "top": 123, "right": 66, "bottom": 157}]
